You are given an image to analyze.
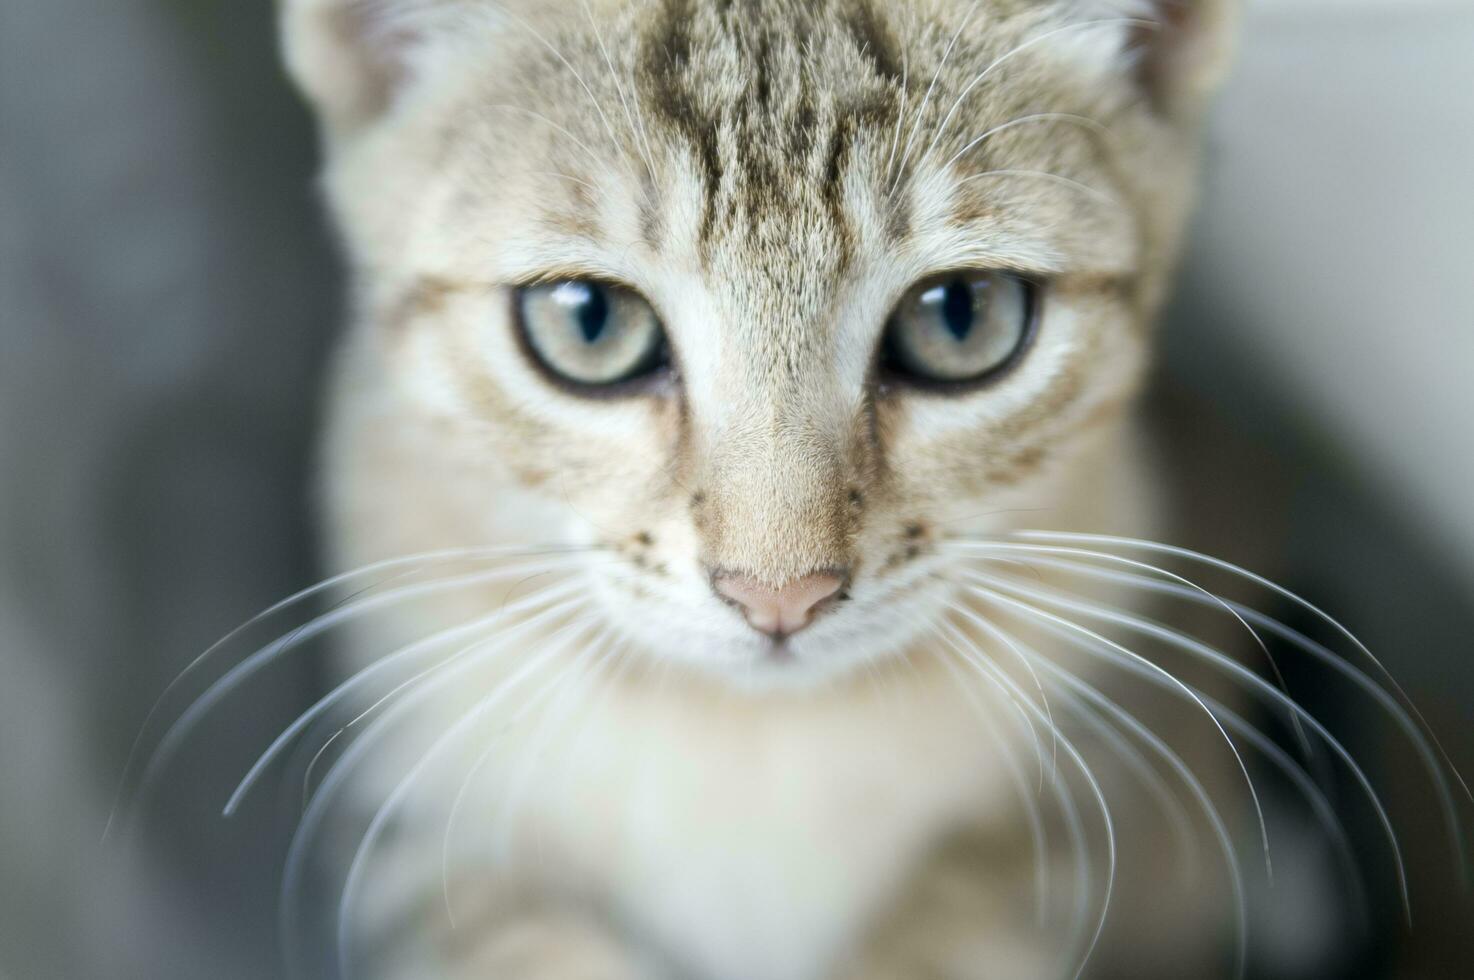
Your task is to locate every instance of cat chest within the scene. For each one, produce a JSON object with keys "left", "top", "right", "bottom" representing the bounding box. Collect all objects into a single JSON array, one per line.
[{"left": 513, "top": 686, "right": 1006, "bottom": 980}]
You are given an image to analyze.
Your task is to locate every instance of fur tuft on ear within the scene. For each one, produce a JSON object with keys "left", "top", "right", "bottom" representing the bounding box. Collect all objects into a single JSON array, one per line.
[
  {"left": 1064, "top": 0, "right": 1238, "bottom": 117},
  {"left": 279, "top": 0, "right": 496, "bottom": 137},
  {"left": 1130, "top": 0, "right": 1238, "bottom": 114}
]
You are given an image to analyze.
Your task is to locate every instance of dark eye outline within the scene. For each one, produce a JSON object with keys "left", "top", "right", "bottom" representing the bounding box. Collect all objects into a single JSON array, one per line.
[
  {"left": 877, "top": 271, "right": 1043, "bottom": 394},
  {"left": 510, "top": 277, "right": 674, "bottom": 397}
]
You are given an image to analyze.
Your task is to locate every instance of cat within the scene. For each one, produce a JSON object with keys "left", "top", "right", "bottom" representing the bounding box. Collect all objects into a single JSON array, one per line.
[{"left": 268, "top": 1, "right": 1294, "bottom": 977}]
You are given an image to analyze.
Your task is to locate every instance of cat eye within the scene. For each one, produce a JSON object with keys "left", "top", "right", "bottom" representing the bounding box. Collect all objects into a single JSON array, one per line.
[
  {"left": 881, "top": 271, "right": 1037, "bottom": 387},
  {"left": 514, "top": 279, "right": 669, "bottom": 389}
]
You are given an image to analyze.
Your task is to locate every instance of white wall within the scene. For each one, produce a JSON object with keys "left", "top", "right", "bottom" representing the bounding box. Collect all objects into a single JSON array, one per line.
[{"left": 1180, "top": 0, "right": 1474, "bottom": 581}]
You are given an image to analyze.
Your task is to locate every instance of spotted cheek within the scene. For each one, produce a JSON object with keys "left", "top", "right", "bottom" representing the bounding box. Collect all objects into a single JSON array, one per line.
[{"left": 596, "top": 519, "right": 717, "bottom": 631}]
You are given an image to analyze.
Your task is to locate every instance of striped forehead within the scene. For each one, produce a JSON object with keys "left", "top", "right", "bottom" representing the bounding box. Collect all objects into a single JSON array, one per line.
[{"left": 634, "top": 0, "right": 904, "bottom": 262}]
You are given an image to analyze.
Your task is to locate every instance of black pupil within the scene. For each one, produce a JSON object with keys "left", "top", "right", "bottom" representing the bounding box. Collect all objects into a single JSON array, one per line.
[
  {"left": 574, "top": 283, "right": 610, "bottom": 343},
  {"left": 939, "top": 278, "right": 976, "bottom": 340}
]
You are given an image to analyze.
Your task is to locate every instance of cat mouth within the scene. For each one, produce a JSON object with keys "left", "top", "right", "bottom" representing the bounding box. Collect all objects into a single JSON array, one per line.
[{"left": 760, "top": 637, "right": 797, "bottom": 664}]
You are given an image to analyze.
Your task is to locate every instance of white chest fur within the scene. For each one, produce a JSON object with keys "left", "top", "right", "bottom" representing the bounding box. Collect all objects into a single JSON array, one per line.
[{"left": 474, "top": 661, "right": 1015, "bottom": 980}]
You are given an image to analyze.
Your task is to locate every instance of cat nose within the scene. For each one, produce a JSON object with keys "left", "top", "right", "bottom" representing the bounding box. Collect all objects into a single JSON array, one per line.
[{"left": 712, "top": 571, "right": 844, "bottom": 639}]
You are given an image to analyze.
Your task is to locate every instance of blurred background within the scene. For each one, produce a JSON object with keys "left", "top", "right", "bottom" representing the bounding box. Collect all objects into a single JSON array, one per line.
[{"left": 1, "top": 1, "right": 1470, "bottom": 977}]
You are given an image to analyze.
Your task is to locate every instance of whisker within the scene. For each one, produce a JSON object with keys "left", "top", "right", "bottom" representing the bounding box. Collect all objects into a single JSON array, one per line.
[
  {"left": 499, "top": 12, "right": 635, "bottom": 179},
  {"left": 1020, "top": 530, "right": 1474, "bottom": 821},
  {"left": 484, "top": 104, "right": 621, "bottom": 188},
  {"left": 225, "top": 584, "right": 587, "bottom": 818},
  {"left": 1200, "top": 692, "right": 1370, "bottom": 928},
  {"left": 882, "top": 42, "right": 911, "bottom": 188},
  {"left": 916, "top": 16, "right": 1151, "bottom": 179},
  {"left": 335, "top": 617, "right": 601, "bottom": 980},
  {"left": 947, "top": 539, "right": 1314, "bottom": 763},
  {"left": 940, "top": 598, "right": 1062, "bottom": 788},
  {"left": 928, "top": 636, "right": 1055, "bottom": 924},
  {"left": 929, "top": 607, "right": 1050, "bottom": 790},
  {"left": 1052, "top": 680, "right": 1199, "bottom": 877},
  {"left": 101, "top": 545, "right": 579, "bottom": 840},
  {"left": 481, "top": 625, "right": 623, "bottom": 876},
  {"left": 533, "top": 170, "right": 600, "bottom": 193},
  {"left": 954, "top": 169, "right": 1120, "bottom": 207},
  {"left": 1026, "top": 651, "right": 1248, "bottom": 979},
  {"left": 932, "top": 617, "right": 1114, "bottom": 977},
  {"left": 117, "top": 552, "right": 592, "bottom": 838},
  {"left": 277, "top": 604, "right": 598, "bottom": 974},
  {"left": 959, "top": 572, "right": 1276, "bottom": 886},
  {"left": 888, "top": 0, "right": 980, "bottom": 196},
  {"left": 579, "top": 0, "right": 656, "bottom": 177},
  {"left": 562, "top": 633, "right": 641, "bottom": 767},
  {"left": 623, "top": 54, "right": 657, "bottom": 186},
  {"left": 968, "top": 567, "right": 1412, "bottom": 921},
  {"left": 992, "top": 550, "right": 1469, "bottom": 876},
  {"left": 966, "top": 568, "right": 1279, "bottom": 890},
  {"left": 932, "top": 621, "right": 1088, "bottom": 955},
  {"left": 442, "top": 623, "right": 618, "bottom": 928},
  {"left": 859, "top": 655, "right": 901, "bottom": 719},
  {"left": 941, "top": 112, "right": 1111, "bottom": 173}
]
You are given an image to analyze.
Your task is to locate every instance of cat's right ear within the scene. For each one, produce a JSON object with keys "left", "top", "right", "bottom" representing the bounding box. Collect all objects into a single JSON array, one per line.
[{"left": 279, "top": 0, "right": 491, "bottom": 139}]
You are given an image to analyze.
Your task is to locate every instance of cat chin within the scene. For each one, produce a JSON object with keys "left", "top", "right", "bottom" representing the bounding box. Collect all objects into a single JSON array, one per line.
[
  {"left": 655, "top": 654, "right": 882, "bottom": 696},
  {"left": 624, "top": 625, "right": 922, "bottom": 694}
]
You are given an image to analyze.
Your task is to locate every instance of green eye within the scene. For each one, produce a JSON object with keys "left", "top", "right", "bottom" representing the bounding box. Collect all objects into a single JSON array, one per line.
[
  {"left": 882, "top": 271, "right": 1037, "bottom": 386},
  {"left": 515, "top": 279, "right": 668, "bottom": 388}
]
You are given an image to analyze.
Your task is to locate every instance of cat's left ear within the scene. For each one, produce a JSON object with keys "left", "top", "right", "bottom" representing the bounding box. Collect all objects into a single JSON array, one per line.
[
  {"left": 1076, "top": 0, "right": 1240, "bottom": 118},
  {"left": 279, "top": 0, "right": 497, "bottom": 140},
  {"left": 1137, "top": 0, "right": 1239, "bottom": 115}
]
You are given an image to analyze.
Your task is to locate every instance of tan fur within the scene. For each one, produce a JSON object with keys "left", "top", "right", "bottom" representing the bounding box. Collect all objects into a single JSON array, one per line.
[{"left": 283, "top": 2, "right": 1238, "bottom": 977}]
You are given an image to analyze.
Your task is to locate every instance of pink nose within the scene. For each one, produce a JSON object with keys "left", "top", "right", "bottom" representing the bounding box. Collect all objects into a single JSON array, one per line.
[{"left": 713, "top": 572, "right": 844, "bottom": 638}]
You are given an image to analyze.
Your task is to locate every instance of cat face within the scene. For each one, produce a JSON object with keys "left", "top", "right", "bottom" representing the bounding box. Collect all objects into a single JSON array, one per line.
[{"left": 287, "top": 0, "right": 1234, "bottom": 684}]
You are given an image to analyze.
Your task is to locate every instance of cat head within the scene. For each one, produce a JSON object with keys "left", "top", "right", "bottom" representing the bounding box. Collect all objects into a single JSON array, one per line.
[{"left": 282, "top": 0, "right": 1236, "bottom": 684}]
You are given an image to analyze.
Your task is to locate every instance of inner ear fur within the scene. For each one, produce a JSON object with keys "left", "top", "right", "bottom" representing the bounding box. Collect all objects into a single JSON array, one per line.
[
  {"left": 1126, "top": 0, "right": 1239, "bottom": 117},
  {"left": 279, "top": 0, "right": 492, "bottom": 138}
]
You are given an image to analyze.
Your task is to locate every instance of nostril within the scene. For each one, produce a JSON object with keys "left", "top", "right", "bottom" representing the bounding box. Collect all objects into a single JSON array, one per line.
[{"left": 713, "top": 571, "right": 845, "bottom": 638}]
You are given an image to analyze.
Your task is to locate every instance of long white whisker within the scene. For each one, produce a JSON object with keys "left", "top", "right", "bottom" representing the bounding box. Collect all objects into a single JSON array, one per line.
[
  {"left": 954, "top": 169, "right": 1120, "bottom": 207},
  {"left": 882, "top": 44, "right": 911, "bottom": 187},
  {"left": 534, "top": 170, "right": 601, "bottom": 193},
  {"left": 225, "top": 584, "right": 587, "bottom": 817},
  {"left": 928, "top": 637, "right": 1054, "bottom": 923},
  {"left": 561, "top": 633, "right": 641, "bottom": 766},
  {"left": 939, "top": 598, "right": 1061, "bottom": 787},
  {"left": 277, "top": 597, "right": 594, "bottom": 975},
  {"left": 888, "top": 1, "right": 980, "bottom": 196},
  {"left": 485, "top": 104, "right": 621, "bottom": 187},
  {"left": 580, "top": 0, "right": 656, "bottom": 177},
  {"left": 1052, "top": 680, "right": 1199, "bottom": 877},
  {"left": 481, "top": 626, "right": 623, "bottom": 875},
  {"left": 442, "top": 623, "right": 617, "bottom": 928},
  {"left": 969, "top": 567, "right": 1412, "bottom": 921},
  {"left": 918, "top": 17, "right": 1152, "bottom": 178},
  {"left": 336, "top": 617, "right": 600, "bottom": 979},
  {"left": 962, "top": 574, "right": 1276, "bottom": 885},
  {"left": 935, "top": 618, "right": 1115, "bottom": 979},
  {"left": 932, "top": 621, "right": 1087, "bottom": 953},
  {"left": 1027, "top": 651, "right": 1248, "bottom": 980},
  {"left": 501, "top": 13, "right": 633, "bottom": 177},
  {"left": 102, "top": 545, "right": 582, "bottom": 840},
  {"left": 929, "top": 604, "right": 1050, "bottom": 789},
  {"left": 948, "top": 539, "right": 1313, "bottom": 761},
  {"left": 1016, "top": 529, "right": 1474, "bottom": 807},
  {"left": 125, "top": 556, "right": 591, "bottom": 835},
  {"left": 941, "top": 112, "right": 1110, "bottom": 172},
  {"left": 1201, "top": 692, "right": 1369, "bottom": 926},
  {"left": 991, "top": 549, "right": 1468, "bottom": 876}
]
